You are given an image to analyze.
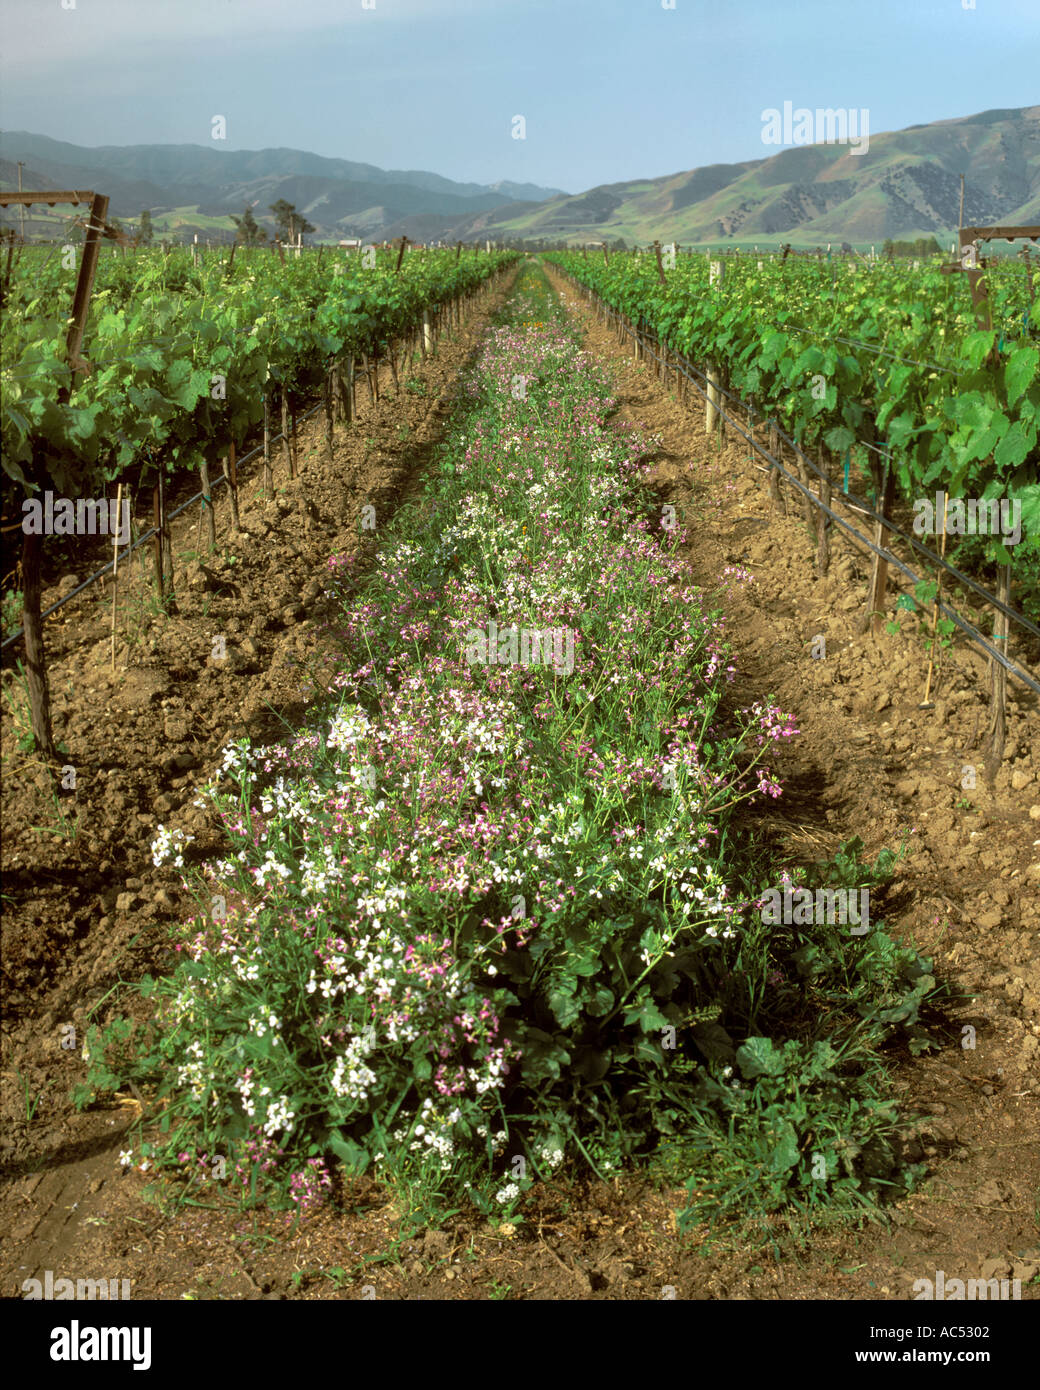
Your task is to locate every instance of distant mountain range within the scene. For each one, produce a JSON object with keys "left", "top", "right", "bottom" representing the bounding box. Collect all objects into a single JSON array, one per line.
[
  {"left": 477, "top": 105, "right": 1040, "bottom": 248},
  {"left": 1, "top": 106, "right": 1037, "bottom": 247},
  {"left": 0, "top": 131, "right": 566, "bottom": 242}
]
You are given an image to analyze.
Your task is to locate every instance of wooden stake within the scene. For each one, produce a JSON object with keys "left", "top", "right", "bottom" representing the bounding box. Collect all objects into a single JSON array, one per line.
[
  {"left": 816, "top": 450, "right": 831, "bottom": 574},
  {"left": 223, "top": 444, "right": 240, "bottom": 534},
  {"left": 110, "top": 484, "right": 122, "bottom": 670},
  {"left": 161, "top": 471, "right": 174, "bottom": 593},
  {"left": 921, "top": 492, "right": 948, "bottom": 707},
  {"left": 281, "top": 388, "right": 293, "bottom": 478},
  {"left": 263, "top": 394, "right": 273, "bottom": 495},
  {"left": 152, "top": 481, "right": 165, "bottom": 600},
  {"left": 705, "top": 362, "right": 719, "bottom": 434},
  {"left": 195, "top": 482, "right": 205, "bottom": 557},
  {"left": 796, "top": 448, "right": 814, "bottom": 527},
  {"left": 200, "top": 461, "right": 216, "bottom": 550},
  {"left": 341, "top": 360, "right": 354, "bottom": 423},
  {"left": 19, "top": 526, "right": 56, "bottom": 758},
  {"left": 985, "top": 564, "right": 1011, "bottom": 782},
  {"left": 862, "top": 462, "right": 895, "bottom": 634},
  {"left": 324, "top": 368, "right": 334, "bottom": 458}
]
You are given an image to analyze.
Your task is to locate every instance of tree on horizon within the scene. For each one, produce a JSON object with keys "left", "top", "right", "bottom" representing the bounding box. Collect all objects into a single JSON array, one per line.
[
  {"left": 269, "top": 199, "right": 315, "bottom": 245},
  {"left": 231, "top": 206, "right": 268, "bottom": 245}
]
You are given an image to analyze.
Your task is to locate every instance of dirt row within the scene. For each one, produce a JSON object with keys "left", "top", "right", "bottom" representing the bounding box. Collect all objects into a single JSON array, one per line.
[
  {"left": 545, "top": 263, "right": 1040, "bottom": 1294},
  {"left": 0, "top": 261, "right": 1036, "bottom": 1301}
]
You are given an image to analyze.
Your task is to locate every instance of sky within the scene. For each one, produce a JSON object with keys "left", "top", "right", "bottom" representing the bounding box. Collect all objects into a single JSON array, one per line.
[{"left": 0, "top": 0, "right": 1037, "bottom": 192}]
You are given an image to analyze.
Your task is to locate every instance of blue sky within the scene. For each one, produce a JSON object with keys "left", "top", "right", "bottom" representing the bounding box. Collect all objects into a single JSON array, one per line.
[{"left": 1, "top": 0, "right": 1037, "bottom": 191}]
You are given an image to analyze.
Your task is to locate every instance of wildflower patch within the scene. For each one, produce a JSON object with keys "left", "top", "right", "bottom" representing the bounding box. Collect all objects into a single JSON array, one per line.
[{"left": 79, "top": 264, "right": 937, "bottom": 1235}]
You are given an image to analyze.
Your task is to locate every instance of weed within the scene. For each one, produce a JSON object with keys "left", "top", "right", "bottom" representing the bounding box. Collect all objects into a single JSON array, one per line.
[
  {"left": 74, "top": 265, "right": 938, "bottom": 1250},
  {"left": 1, "top": 587, "right": 24, "bottom": 640},
  {"left": 16, "top": 1070, "right": 44, "bottom": 1121},
  {"left": 1, "top": 662, "right": 36, "bottom": 756},
  {"left": 30, "top": 789, "right": 81, "bottom": 842}
]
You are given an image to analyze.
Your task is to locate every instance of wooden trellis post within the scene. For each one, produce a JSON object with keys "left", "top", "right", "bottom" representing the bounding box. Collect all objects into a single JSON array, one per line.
[
  {"left": 324, "top": 367, "right": 335, "bottom": 457},
  {"left": 1020, "top": 244, "right": 1035, "bottom": 302},
  {"left": 263, "top": 389, "right": 273, "bottom": 495},
  {"left": 706, "top": 260, "right": 724, "bottom": 437},
  {"left": 652, "top": 241, "right": 667, "bottom": 286},
  {"left": 985, "top": 564, "right": 1012, "bottom": 782},
  {"left": 0, "top": 188, "right": 110, "bottom": 756},
  {"left": 199, "top": 461, "right": 216, "bottom": 550},
  {"left": 938, "top": 224, "right": 1038, "bottom": 764},
  {"left": 223, "top": 442, "right": 240, "bottom": 533},
  {"left": 281, "top": 387, "right": 294, "bottom": 478},
  {"left": 940, "top": 225, "right": 1040, "bottom": 359},
  {"left": 816, "top": 448, "right": 832, "bottom": 575},
  {"left": 152, "top": 475, "right": 170, "bottom": 600},
  {"left": 767, "top": 423, "right": 783, "bottom": 511},
  {"left": 862, "top": 460, "right": 895, "bottom": 635}
]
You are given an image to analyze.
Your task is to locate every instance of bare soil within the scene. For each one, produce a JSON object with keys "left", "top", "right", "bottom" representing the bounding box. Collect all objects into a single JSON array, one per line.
[{"left": 1, "top": 262, "right": 1036, "bottom": 1301}]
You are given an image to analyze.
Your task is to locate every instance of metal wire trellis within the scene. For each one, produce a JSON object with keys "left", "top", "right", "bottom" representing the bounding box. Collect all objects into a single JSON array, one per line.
[
  {"left": 1, "top": 400, "right": 325, "bottom": 651},
  {"left": 561, "top": 271, "right": 1040, "bottom": 698}
]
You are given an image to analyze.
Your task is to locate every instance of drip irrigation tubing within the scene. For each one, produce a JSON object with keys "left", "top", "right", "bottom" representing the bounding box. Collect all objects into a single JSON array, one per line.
[
  {"left": 560, "top": 271, "right": 1040, "bottom": 698},
  {"left": 1, "top": 400, "right": 325, "bottom": 652},
  {"left": 2, "top": 268, "right": 508, "bottom": 653},
  {"left": 618, "top": 296, "right": 1038, "bottom": 640}
]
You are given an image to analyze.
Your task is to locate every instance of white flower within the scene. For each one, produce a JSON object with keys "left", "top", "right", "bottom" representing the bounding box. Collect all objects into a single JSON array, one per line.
[
  {"left": 328, "top": 705, "right": 370, "bottom": 751},
  {"left": 262, "top": 1095, "right": 296, "bottom": 1137},
  {"left": 151, "top": 824, "right": 195, "bottom": 869}
]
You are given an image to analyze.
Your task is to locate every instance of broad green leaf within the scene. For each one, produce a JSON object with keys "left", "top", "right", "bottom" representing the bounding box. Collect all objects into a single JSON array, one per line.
[
  {"left": 1005, "top": 346, "right": 1038, "bottom": 407},
  {"left": 736, "top": 1036, "right": 786, "bottom": 1079}
]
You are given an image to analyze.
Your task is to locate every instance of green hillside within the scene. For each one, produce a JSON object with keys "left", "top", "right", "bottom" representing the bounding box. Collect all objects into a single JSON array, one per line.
[{"left": 482, "top": 105, "right": 1040, "bottom": 248}]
